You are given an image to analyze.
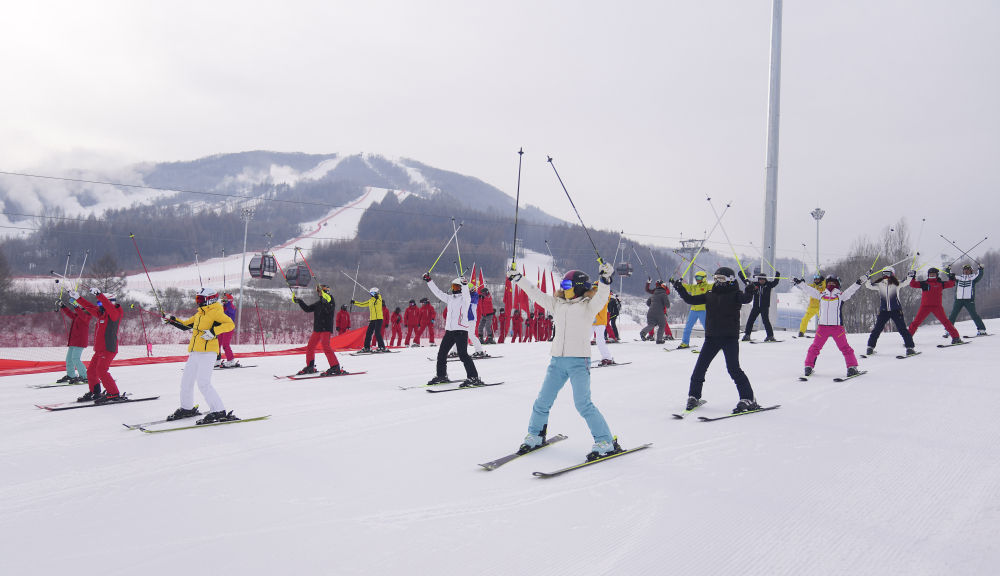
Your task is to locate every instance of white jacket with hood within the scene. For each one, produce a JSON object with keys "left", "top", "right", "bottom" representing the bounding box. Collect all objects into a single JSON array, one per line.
[
  {"left": 427, "top": 279, "right": 473, "bottom": 332},
  {"left": 514, "top": 274, "right": 610, "bottom": 357}
]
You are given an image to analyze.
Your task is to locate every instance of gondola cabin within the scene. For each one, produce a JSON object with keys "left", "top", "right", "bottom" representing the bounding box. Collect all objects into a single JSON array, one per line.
[
  {"left": 249, "top": 254, "right": 277, "bottom": 279},
  {"left": 284, "top": 264, "right": 312, "bottom": 288},
  {"left": 615, "top": 262, "right": 633, "bottom": 278}
]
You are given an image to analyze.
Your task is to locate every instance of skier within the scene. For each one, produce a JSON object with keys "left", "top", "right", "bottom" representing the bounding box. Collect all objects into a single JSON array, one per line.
[
  {"left": 466, "top": 288, "right": 490, "bottom": 359},
  {"left": 792, "top": 274, "right": 864, "bottom": 378},
  {"left": 335, "top": 304, "right": 351, "bottom": 335},
  {"left": 863, "top": 268, "right": 916, "bottom": 356},
  {"left": 368, "top": 301, "right": 390, "bottom": 349},
  {"left": 593, "top": 294, "right": 615, "bottom": 366},
  {"left": 907, "top": 267, "right": 961, "bottom": 344},
  {"left": 71, "top": 288, "right": 124, "bottom": 403},
  {"left": 797, "top": 272, "right": 825, "bottom": 337},
  {"left": 497, "top": 307, "right": 508, "bottom": 343},
  {"left": 162, "top": 288, "right": 238, "bottom": 423},
  {"left": 477, "top": 286, "right": 496, "bottom": 344},
  {"left": 215, "top": 293, "right": 238, "bottom": 367},
  {"left": 947, "top": 264, "right": 987, "bottom": 336},
  {"left": 403, "top": 299, "right": 420, "bottom": 346},
  {"left": 510, "top": 309, "right": 523, "bottom": 342},
  {"left": 524, "top": 312, "right": 536, "bottom": 342},
  {"left": 57, "top": 297, "right": 91, "bottom": 384},
  {"left": 512, "top": 263, "right": 625, "bottom": 460},
  {"left": 639, "top": 279, "right": 670, "bottom": 343},
  {"left": 389, "top": 307, "right": 404, "bottom": 347},
  {"left": 546, "top": 314, "right": 555, "bottom": 342},
  {"left": 672, "top": 268, "right": 763, "bottom": 414},
  {"left": 293, "top": 284, "right": 343, "bottom": 375},
  {"left": 422, "top": 273, "right": 483, "bottom": 386},
  {"left": 351, "top": 287, "right": 387, "bottom": 353},
  {"left": 605, "top": 291, "right": 621, "bottom": 342},
  {"left": 418, "top": 297, "right": 437, "bottom": 345},
  {"left": 677, "top": 270, "right": 711, "bottom": 349},
  {"left": 741, "top": 269, "right": 780, "bottom": 342}
]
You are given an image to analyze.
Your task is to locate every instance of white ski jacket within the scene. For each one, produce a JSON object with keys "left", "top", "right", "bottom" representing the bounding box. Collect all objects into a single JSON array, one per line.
[
  {"left": 953, "top": 270, "right": 981, "bottom": 301},
  {"left": 796, "top": 282, "right": 862, "bottom": 326},
  {"left": 514, "top": 276, "right": 610, "bottom": 357},
  {"left": 427, "top": 280, "right": 472, "bottom": 332}
]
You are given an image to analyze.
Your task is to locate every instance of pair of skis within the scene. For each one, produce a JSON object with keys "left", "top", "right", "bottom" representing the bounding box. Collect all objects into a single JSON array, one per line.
[
  {"left": 36, "top": 393, "right": 160, "bottom": 411},
  {"left": 274, "top": 371, "right": 367, "bottom": 381},
  {"left": 798, "top": 370, "right": 868, "bottom": 382},
  {"left": 671, "top": 399, "right": 781, "bottom": 421},
  {"left": 478, "top": 433, "right": 652, "bottom": 477}
]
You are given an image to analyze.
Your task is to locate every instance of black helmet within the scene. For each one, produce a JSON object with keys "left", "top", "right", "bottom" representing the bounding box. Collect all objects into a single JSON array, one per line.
[
  {"left": 561, "top": 270, "right": 592, "bottom": 297},
  {"left": 963, "top": 264, "right": 973, "bottom": 271},
  {"left": 825, "top": 275, "right": 841, "bottom": 288},
  {"left": 394, "top": 307, "right": 401, "bottom": 313},
  {"left": 927, "top": 267, "right": 940, "bottom": 277},
  {"left": 340, "top": 305, "right": 347, "bottom": 311},
  {"left": 714, "top": 267, "right": 736, "bottom": 282},
  {"left": 409, "top": 299, "right": 415, "bottom": 305}
]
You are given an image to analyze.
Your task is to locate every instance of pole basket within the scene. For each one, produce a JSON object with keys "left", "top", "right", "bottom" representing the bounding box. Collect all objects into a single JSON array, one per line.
[
  {"left": 249, "top": 254, "right": 277, "bottom": 279},
  {"left": 284, "top": 264, "right": 312, "bottom": 288},
  {"left": 615, "top": 263, "right": 633, "bottom": 278}
]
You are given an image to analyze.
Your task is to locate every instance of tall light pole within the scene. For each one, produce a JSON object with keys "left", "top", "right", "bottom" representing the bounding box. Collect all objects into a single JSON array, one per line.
[
  {"left": 761, "top": 0, "right": 783, "bottom": 278},
  {"left": 237, "top": 206, "right": 254, "bottom": 344},
  {"left": 811, "top": 207, "right": 825, "bottom": 272}
]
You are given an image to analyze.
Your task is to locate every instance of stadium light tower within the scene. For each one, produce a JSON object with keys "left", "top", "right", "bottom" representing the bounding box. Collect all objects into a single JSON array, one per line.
[{"left": 811, "top": 207, "right": 825, "bottom": 271}]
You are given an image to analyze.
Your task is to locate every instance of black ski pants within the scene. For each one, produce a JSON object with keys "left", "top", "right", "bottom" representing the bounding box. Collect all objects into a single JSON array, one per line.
[
  {"left": 688, "top": 336, "right": 754, "bottom": 400},
  {"left": 364, "top": 319, "right": 385, "bottom": 349},
  {"left": 437, "top": 330, "right": 478, "bottom": 379},
  {"left": 744, "top": 305, "right": 774, "bottom": 338},
  {"left": 867, "top": 310, "right": 915, "bottom": 349}
]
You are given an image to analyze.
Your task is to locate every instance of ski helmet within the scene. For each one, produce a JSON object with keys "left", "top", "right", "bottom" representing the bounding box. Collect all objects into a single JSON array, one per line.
[
  {"left": 694, "top": 271, "right": 707, "bottom": 282},
  {"left": 225, "top": 293, "right": 234, "bottom": 302},
  {"left": 369, "top": 287, "right": 379, "bottom": 295},
  {"left": 409, "top": 299, "right": 416, "bottom": 305},
  {"left": 713, "top": 267, "right": 736, "bottom": 283},
  {"left": 813, "top": 272, "right": 823, "bottom": 281},
  {"left": 963, "top": 264, "right": 973, "bottom": 272},
  {"left": 451, "top": 278, "right": 464, "bottom": 293},
  {"left": 825, "top": 276, "right": 841, "bottom": 289},
  {"left": 195, "top": 288, "right": 219, "bottom": 306},
  {"left": 927, "top": 267, "right": 939, "bottom": 278},
  {"left": 560, "top": 270, "right": 592, "bottom": 297},
  {"left": 341, "top": 305, "right": 347, "bottom": 311},
  {"left": 882, "top": 267, "right": 895, "bottom": 277}
]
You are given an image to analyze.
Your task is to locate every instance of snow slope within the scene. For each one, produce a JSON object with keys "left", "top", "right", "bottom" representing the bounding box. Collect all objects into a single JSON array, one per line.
[{"left": 2, "top": 320, "right": 997, "bottom": 575}]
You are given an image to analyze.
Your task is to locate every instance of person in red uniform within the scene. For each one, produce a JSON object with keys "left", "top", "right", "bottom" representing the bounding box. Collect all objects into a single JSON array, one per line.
[
  {"left": 418, "top": 297, "right": 437, "bottom": 344},
  {"left": 71, "top": 288, "right": 124, "bottom": 403},
  {"left": 524, "top": 312, "right": 535, "bottom": 342},
  {"left": 510, "top": 309, "right": 522, "bottom": 342},
  {"left": 476, "top": 287, "right": 496, "bottom": 343},
  {"left": 335, "top": 304, "right": 351, "bottom": 335},
  {"left": 908, "top": 267, "right": 962, "bottom": 343},
  {"left": 389, "top": 307, "right": 403, "bottom": 347},
  {"left": 497, "top": 307, "right": 508, "bottom": 343},
  {"left": 57, "top": 299, "right": 92, "bottom": 384},
  {"left": 404, "top": 299, "right": 420, "bottom": 346}
]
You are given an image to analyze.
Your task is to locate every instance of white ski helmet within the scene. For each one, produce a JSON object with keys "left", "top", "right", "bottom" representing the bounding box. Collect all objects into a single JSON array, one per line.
[
  {"left": 369, "top": 287, "right": 379, "bottom": 296},
  {"left": 882, "top": 267, "right": 895, "bottom": 277},
  {"left": 196, "top": 287, "right": 219, "bottom": 306}
]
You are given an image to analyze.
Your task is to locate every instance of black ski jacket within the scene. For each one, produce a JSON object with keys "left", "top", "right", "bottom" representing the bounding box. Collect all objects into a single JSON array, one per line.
[
  {"left": 297, "top": 294, "right": 335, "bottom": 332},
  {"left": 673, "top": 280, "right": 754, "bottom": 339}
]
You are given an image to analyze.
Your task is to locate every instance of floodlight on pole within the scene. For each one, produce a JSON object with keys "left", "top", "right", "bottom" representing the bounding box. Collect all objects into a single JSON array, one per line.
[{"left": 810, "top": 207, "right": 825, "bottom": 271}]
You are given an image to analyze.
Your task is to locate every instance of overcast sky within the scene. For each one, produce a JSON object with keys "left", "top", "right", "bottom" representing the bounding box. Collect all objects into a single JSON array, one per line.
[{"left": 1, "top": 0, "right": 997, "bottom": 268}]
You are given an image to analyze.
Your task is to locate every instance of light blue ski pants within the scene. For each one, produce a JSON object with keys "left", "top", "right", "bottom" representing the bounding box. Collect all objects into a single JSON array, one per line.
[
  {"left": 66, "top": 346, "right": 87, "bottom": 379},
  {"left": 682, "top": 310, "right": 706, "bottom": 345},
  {"left": 528, "top": 356, "right": 613, "bottom": 444}
]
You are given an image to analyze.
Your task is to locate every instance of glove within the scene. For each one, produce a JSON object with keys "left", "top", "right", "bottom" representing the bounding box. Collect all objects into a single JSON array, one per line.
[
  {"left": 89, "top": 287, "right": 101, "bottom": 296},
  {"left": 350, "top": 299, "right": 356, "bottom": 305},
  {"left": 460, "top": 276, "right": 468, "bottom": 285},
  {"left": 57, "top": 300, "right": 65, "bottom": 308},
  {"left": 200, "top": 329, "right": 216, "bottom": 341},
  {"left": 857, "top": 274, "right": 869, "bottom": 285},
  {"left": 506, "top": 268, "right": 522, "bottom": 282},
  {"left": 647, "top": 276, "right": 652, "bottom": 283},
  {"left": 290, "top": 293, "right": 297, "bottom": 302},
  {"left": 599, "top": 261, "right": 614, "bottom": 277},
  {"left": 907, "top": 270, "right": 916, "bottom": 279},
  {"left": 792, "top": 277, "right": 803, "bottom": 285},
  {"left": 422, "top": 273, "right": 432, "bottom": 282},
  {"left": 69, "top": 290, "right": 80, "bottom": 300},
  {"left": 671, "top": 279, "right": 683, "bottom": 290},
  {"left": 775, "top": 271, "right": 780, "bottom": 278},
  {"left": 945, "top": 266, "right": 951, "bottom": 274},
  {"left": 738, "top": 270, "right": 747, "bottom": 281}
]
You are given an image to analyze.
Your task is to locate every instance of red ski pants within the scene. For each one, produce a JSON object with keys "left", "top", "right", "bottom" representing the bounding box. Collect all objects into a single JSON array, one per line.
[
  {"left": 405, "top": 326, "right": 418, "bottom": 345},
  {"left": 88, "top": 350, "right": 120, "bottom": 395},
  {"left": 390, "top": 325, "right": 403, "bottom": 346},
  {"left": 305, "top": 332, "right": 338, "bottom": 366},
  {"left": 909, "top": 306, "right": 959, "bottom": 338}
]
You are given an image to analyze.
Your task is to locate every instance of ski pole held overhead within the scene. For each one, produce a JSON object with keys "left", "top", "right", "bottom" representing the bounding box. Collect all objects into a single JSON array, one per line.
[
  {"left": 941, "top": 234, "right": 988, "bottom": 266},
  {"left": 75, "top": 250, "right": 89, "bottom": 290},
  {"left": 706, "top": 197, "right": 745, "bottom": 277},
  {"left": 546, "top": 155, "right": 603, "bottom": 265},
  {"left": 350, "top": 260, "right": 361, "bottom": 302},
  {"left": 272, "top": 257, "right": 298, "bottom": 296},
  {"left": 129, "top": 233, "right": 165, "bottom": 315},
  {"left": 194, "top": 250, "right": 204, "bottom": 288},
  {"left": 680, "top": 199, "right": 730, "bottom": 279},
  {"left": 451, "top": 217, "right": 463, "bottom": 276},
  {"left": 428, "top": 221, "right": 463, "bottom": 274},
  {"left": 909, "top": 218, "right": 927, "bottom": 272},
  {"left": 648, "top": 248, "right": 663, "bottom": 281},
  {"left": 340, "top": 269, "right": 367, "bottom": 292},
  {"left": 510, "top": 147, "right": 524, "bottom": 271}
]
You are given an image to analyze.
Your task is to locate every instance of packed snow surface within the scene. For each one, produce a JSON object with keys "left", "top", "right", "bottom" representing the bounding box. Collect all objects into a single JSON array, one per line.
[{"left": 2, "top": 320, "right": 997, "bottom": 575}]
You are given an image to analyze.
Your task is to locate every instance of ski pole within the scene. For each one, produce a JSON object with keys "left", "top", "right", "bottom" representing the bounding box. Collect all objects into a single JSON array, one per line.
[
  {"left": 428, "top": 222, "right": 464, "bottom": 274},
  {"left": 452, "top": 217, "right": 463, "bottom": 276},
  {"left": 194, "top": 250, "right": 204, "bottom": 288},
  {"left": 648, "top": 248, "right": 664, "bottom": 281},
  {"left": 295, "top": 246, "right": 318, "bottom": 285},
  {"left": 130, "top": 233, "right": 166, "bottom": 315},
  {"left": 340, "top": 269, "right": 367, "bottom": 292},
  {"left": 942, "top": 234, "right": 988, "bottom": 267},
  {"left": 75, "top": 250, "right": 89, "bottom": 290},
  {"left": 510, "top": 148, "right": 524, "bottom": 271},
  {"left": 708, "top": 198, "right": 746, "bottom": 277},
  {"left": 56, "top": 252, "right": 71, "bottom": 299},
  {"left": 867, "top": 251, "right": 882, "bottom": 275},
  {"left": 222, "top": 248, "right": 226, "bottom": 291},
  {"left": 350, "top": 260, "right": 361, "bottom": 302},
  {"left": 546, "top": 156, "right": 603, "bottom": 265},
  {"left": 272, "top": 257, "right": 298, "bottom": 296},
  {"left": 544, "top": 240, "right": 557, "bottom": 274},
  {"left": 680, "top": 199, "right": 730, "bottom": 279},
  {"left": 909, "top": 218, "right": 926, "bottom": 272}
]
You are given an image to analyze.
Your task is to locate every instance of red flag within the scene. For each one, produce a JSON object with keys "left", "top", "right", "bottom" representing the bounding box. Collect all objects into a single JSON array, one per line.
[
  {"left": 503, "top": 276, "right": 513, "bottom": 312},
  {"left": 540, "top": 270, "right": 547, "bottom": 293},
  {"left": 478, "top": 268, "right": 485, "bottom": 291},
  {"left": 551, "top": 270, "right": 556, "bottom": 294}
]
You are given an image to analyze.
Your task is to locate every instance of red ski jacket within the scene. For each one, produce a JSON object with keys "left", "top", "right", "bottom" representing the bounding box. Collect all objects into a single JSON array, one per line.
[
  {"left": 909, "top": 277, "right": 954, "bottom": 307},
  {"left": 60, "top": 304, "right": 92, "bottom": 347},
  {"left": 77, "top": 294, "right": 123, "bottom": 353},
  {"left": 390, "top": 311, "right": 402, "bottom": 326},
  {"left": 403, "top": 305, "right": 420, "bottom": 327},
  {"left": 335, "top": 309, "right": 351, "bottom": 332},
  {"left": 419, "top": 303, "right": 437, "bottom": 327}
]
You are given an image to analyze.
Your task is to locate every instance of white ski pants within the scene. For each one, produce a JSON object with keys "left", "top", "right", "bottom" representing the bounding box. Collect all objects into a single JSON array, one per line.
[{"left": 180, "top": 351, "right": 225, "bottom": 412}]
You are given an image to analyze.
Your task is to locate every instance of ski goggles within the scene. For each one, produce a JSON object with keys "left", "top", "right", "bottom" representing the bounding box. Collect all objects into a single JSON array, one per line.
[
  {"left": 713, "top": 274, "right": 731, "bottom": 283},
  {"left": 560, "top": 279, "right": 575, "bottom": 290}
]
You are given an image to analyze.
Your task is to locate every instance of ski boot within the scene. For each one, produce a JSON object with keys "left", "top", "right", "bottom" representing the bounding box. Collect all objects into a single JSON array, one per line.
[
  {"left": 377, "top": 346, "right": 388, "bottom": 353},
  {"left": 410, "top": 343, "right": 420, "bottom": 348},
  {"left": 198, "top": 410, "right": 239, "bottom": 425},
  {"left": 459, "top": 376, "right": 485, "bottom": 388},
  {"left": 741, "top": 334, "right": 752, "bottom": 342},
  {"left": 361, "top": 347, "right": 372, "bottom": 353},
  {"left": 427, "top": 374, "right": 450, "bottom": 386},
  {"left": 587, "top": 437, "right": 623, "bottom": 461},
  {"left": 942, "top": 332, "right": 950, "bottom": 339},
  {"left": 296, "top": 362, "right": 317, "bottom": 375},
  {"left": 798, "top": 331, "right": 805, "bottom": 337},
  {"left": 804, "top": 366, "right": 813, "bottom": 377},
  {"left": 599, "top": 359, "right": 615, "bottom": 366},
  {"left": 223, "top": 360, "right": 240, "bottom": 368},
  {"left": 77, "top": 390, "right": 104, "bottom": 403},
  {"left": 733, "top": 398, "right": 761, "bottom": 414},
  {"left": 518, "top": 425, "right": 547, "bottom": 454},
  {"left": 55, "top": 375, "right": 73, "bottom": 383},
  {"left": 846, "top": 366, "right": 861, "bottom": 378},
  {"left": 665, "top": 336, "right": 675, "bottom": 341},
  {"left": 686, "top": 396, "right": 701, "bottom": 410},
  {"left": 764, "top": 336, "right": 778, "bottom": 342},
  {"left": 904, "top": 347, "right": 918, "bottom": 357},
  {"left": 676, "top": 343, "right": 690, "bottom": 349},
  {"left": 655, "top": 339, "right": 665, "bottom": 345},
  {"left": 167, "top": 406, "right": 201, "bottom": 421},
  {"left": 951, "top": 337, "right": 964, "bottom": 345},
  {"left": 323, "top": 365, "right": 344, "bottom": 376},
  {"left": 94, "top": 392, "right": 126, "bottom": 405},
  {"left": 978, "top": 329, "right": 989, "bottom": 336},
  {"left": 71, "top": 377, "right": 88, "bottom": 385},
  {"left": 866, "top": 347, "right": 875, "bottom": 356}
]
